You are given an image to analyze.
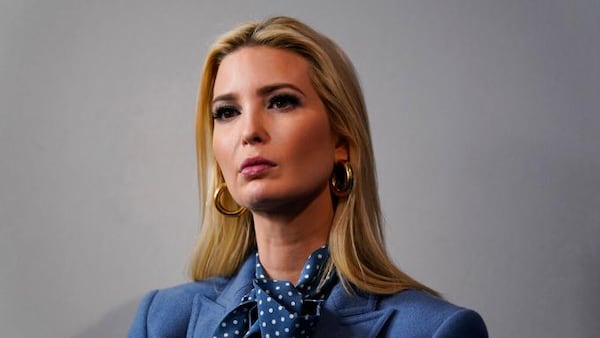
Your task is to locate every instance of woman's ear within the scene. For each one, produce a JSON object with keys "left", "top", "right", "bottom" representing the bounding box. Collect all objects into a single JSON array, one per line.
[{"left": 334, "top": 137, "right": 349, "bottom": 162}]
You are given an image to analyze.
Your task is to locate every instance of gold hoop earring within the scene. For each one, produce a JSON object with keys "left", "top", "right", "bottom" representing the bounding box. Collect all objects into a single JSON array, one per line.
[
  {"left": 331, "top": 161, "right": 354, "bottom": 197},
  {"left": 214, "top": 183, "right": 247, "bottom": 216}
]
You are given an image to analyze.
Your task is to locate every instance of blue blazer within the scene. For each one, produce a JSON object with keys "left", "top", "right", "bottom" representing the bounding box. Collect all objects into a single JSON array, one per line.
[{"left": 129, "top": 255, "right": 488, "bottom": 337}]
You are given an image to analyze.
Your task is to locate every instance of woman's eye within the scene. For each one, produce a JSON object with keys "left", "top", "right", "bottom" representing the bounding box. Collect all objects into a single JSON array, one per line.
[
  {"left": 268, "top": 94, "right": 300, "bottom": 111},
  {"left": 212, "top": 106, "right": 239, "bottom": 121}
]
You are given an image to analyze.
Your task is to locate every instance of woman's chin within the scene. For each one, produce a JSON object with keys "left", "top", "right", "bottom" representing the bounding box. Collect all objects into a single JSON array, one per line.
[{"left": 243, "top": 196, "right": 284, "bottom": 213}]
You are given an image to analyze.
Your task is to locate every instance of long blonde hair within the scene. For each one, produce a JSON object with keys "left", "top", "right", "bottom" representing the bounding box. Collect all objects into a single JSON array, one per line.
[{"left": 190, "top": 16, "right": 437, "bottom": 296}]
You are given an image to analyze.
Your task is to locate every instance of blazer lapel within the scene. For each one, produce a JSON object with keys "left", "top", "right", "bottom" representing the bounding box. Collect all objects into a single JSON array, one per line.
[
  {"left": 188, "top": 254, "right": 256, "bottom": 338},
  {"left": 314, "top": 284, "right": 394, "bottom": 338}
]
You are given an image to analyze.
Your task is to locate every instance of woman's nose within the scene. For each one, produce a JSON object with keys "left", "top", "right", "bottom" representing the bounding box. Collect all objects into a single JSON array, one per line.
[{"left": 241, "top": 107, "right": 269, "bottom": 145}]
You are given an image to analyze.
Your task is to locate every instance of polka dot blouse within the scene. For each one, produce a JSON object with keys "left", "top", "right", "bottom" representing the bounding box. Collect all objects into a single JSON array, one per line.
[{"left": 212, "top": 246, "right": 337, "bottom": 338}]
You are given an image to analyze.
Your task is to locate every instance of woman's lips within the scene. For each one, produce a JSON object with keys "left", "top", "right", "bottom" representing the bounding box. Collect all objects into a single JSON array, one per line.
[{"left": 239, "top": 157, "right": 276, "bottom": 177}]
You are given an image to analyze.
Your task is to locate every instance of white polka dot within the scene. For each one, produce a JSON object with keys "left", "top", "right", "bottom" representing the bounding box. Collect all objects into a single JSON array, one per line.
[
  {"left": 291, "top": 301, "right": 296, "bottom": 306},
  {"left": 287, "top": 291, "right": 293, "bottom": 296},
  {"left": 271, "top": 319, "right": 276, "bottom": 324},
  {"left": 304, "top": 274, "right": 309, "bottom": 279},
  {"left": 284, "top": 328, "right": 290, "bottom": 332},
  {"left": 275, "top": 286, "right": 280, "bottom": 290},
  {"left": 267, "top": 297, "right": 272, "bottom": 302},
  {"left": 306, "top": 264, "right": 311, "bottom": 269},
  {"left": 234, "top": 330, "right": 239, "bottom": 335},
  {"left": 233, "top": 319, "right": 238, "bottom": 324},
  {"left": 281, "top": 316, "right": 285, "bottom": 322},
  {"left": 275, "top": 331, "right": 280, "bottom": 336},
  {"left": 262, "top": 322, "right": 267, "bottom": 327},
  {"left": 317, "top": 254, "right": 322, "bottom": 259},
  {"left": 221, "top": 322, "right": 226, "bottom": 327},
  {"left": 289, "top": 314, "right": 295, "bottom": 319},
  {"left": 224, "top": 333, "right": 229, "bottom": 337},
  {"left": 268, "top": 308, "right": 274, "bottom": 313},
  {"left": 260, "top": 310, "right": 264, "bottom": 315},
  {"left": 278, "top": 305, "right": 284, "bottom": 310}
]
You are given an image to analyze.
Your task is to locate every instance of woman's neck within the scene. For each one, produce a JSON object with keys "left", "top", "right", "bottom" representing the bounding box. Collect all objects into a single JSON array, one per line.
[{"left": 251, "top": 187, "right": 333, "bottom": 284}]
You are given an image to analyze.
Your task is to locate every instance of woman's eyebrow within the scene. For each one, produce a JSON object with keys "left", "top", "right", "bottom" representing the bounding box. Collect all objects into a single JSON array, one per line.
[
  {"left": 257, "top": 83, "right": 305, "bottom": 97},
  {"left": 212, "top": 93, "right": 236, "bottom": 105}
]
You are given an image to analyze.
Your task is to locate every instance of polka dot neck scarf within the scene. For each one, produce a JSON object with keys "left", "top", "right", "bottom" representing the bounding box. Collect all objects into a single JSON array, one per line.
[{"left": 212, "top": 246, "right": 337, "bottom": 338}]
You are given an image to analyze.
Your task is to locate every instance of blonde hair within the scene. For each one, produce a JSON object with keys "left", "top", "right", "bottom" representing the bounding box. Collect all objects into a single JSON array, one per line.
[{"left": 190, "top": 16, "right": 437, "bottom": 296}]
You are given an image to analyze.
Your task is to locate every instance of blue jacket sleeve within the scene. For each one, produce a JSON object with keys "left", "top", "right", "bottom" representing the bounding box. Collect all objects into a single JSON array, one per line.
[
  {"left": 128, "top": 290, "right": 158, "bottom": 338},
  {"left": 433, "top": 308, "right": 488, "bottom": 338}
]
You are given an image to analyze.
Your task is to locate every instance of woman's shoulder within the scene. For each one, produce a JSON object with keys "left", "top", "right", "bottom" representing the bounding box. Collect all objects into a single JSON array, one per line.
[
  {"left": 128, "top": 277, "right": 229, "bottom": 338},
  {"left": 378, "top": 289, "right": 488, "bottom": 337}
]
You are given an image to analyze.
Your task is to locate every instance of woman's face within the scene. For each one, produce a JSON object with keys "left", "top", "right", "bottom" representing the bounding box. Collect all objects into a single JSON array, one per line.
[{"left": 211, "top": 46, "right": 346, "bottom": 213}]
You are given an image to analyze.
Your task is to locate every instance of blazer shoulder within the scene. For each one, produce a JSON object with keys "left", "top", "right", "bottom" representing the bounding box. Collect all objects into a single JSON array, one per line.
[
  {"left": 379, "top": 290, "right": 488, "bottom": 337},
  {"left": 128, "top": 278, "right": 229, "bottom": 338}
]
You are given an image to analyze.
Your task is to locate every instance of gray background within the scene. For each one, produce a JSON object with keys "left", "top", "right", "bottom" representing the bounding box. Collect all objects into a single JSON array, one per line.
[{"left": 1, "top": 0, "right": 598, "bottom": 337}]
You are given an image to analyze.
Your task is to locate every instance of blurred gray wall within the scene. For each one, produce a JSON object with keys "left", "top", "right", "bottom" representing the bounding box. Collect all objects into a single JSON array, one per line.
[{"left": 1, "top": 1, "right": 598, "bottom": 337}]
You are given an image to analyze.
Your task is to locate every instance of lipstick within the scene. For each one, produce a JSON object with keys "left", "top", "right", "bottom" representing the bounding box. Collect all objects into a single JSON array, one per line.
[{"left": 239, "top": 156, "right": 276, "bottom": 177}]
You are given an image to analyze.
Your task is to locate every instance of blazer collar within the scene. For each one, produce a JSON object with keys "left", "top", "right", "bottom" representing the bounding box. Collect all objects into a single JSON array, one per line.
[
  {"left": 315, "top": 283, "right": 394, "bottom": 337},
  {"left": 189, "top": 254, "right": 393, "bottom": 337},
  {"left": 214, "top": 252, "right": 256, "bottom": 308},
  {"left": 187, "top": 254, "right": 256, "bottom": 338}
]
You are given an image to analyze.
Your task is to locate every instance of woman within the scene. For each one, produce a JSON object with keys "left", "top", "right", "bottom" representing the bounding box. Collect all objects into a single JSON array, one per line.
[{"left": 129, "top": 16, "right": 487, "bottom": 338}]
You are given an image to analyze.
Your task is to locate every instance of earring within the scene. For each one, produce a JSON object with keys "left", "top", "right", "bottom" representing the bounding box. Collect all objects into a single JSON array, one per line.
[
  {"left": 331, "top": 161, "right": 354, "bottom": 197},
  {"left": 214, "top": 182, "right": 247, "bottom": 216}
]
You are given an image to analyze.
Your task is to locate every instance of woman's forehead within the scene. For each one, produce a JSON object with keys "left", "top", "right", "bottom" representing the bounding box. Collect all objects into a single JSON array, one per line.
[{"left": 213, "top": 46, "right": 313, "bottom": 99}]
